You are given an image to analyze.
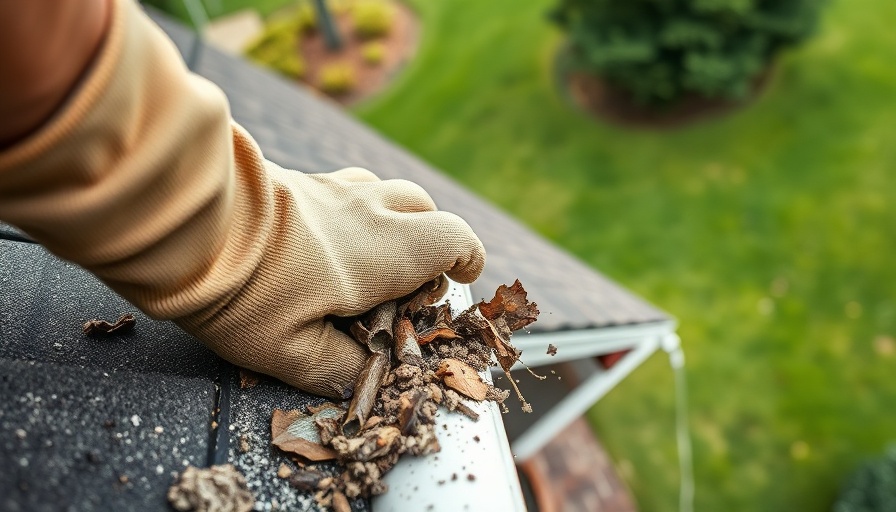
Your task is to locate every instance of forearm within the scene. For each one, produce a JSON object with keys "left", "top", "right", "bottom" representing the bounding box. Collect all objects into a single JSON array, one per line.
[
  {"left": 0, "top": 0, "right": 110, "bottom": 148},
  {"left": 0, "top": 0, "right": 251, "bottom": 319}
]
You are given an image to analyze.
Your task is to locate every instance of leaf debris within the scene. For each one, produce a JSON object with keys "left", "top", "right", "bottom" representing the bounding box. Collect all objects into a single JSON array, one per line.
[
  {"left": 268, "top": 279, "right": 540, "bottom": 505},
  {"left": 82, "top": 313, "right": 136, "bottom": 337}
]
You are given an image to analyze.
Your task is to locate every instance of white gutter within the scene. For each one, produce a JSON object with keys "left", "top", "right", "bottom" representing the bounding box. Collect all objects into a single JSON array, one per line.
[
  {"left": 373, "top": 280, "right": 527, "bottom": 511},
  {"left": 508, "top": 320, "right": 677, "bottom": 370},
  {"left": 504, "top": 322, "right": 680, "bottom": 462}
]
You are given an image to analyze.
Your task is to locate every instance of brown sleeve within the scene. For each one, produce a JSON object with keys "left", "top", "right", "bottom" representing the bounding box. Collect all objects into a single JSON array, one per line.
[{"left": 0, "top": 0, "right": 271, "bottom": 319}]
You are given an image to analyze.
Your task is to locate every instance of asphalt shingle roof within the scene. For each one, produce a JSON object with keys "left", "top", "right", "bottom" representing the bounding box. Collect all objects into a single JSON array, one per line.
[{"left": 0, "top": 239, "right": 360, "bottom": 511}]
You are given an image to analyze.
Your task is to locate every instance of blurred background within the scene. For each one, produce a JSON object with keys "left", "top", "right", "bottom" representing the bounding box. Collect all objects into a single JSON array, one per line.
[{"left": 147, "top": 0, "right": 896, "bottom": 510}]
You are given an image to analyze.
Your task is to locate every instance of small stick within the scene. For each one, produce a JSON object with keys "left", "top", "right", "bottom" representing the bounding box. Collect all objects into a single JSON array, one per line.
[{"left": 393, "top": 317, "right": 424, "bottom": 367}]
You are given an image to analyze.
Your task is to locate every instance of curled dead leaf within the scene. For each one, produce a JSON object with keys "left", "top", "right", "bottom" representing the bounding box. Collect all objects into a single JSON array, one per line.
[
  {"left": 344, "top": 351, "right": 390, "bottom": 436},
  {"left": 83, "top": 313, "right": 136, "bottom": 337},
  {"left": 413, "top": 303, "right": 461, "bottom": 345},
  {"left": 400, "top": 275, "right": 448, "bottom": 316},
  {"left": 350, "top": 301, "right": 397, "bottom": 353},
  {"left": 478, "top": 279, "right": 539, "bottom": 331}
]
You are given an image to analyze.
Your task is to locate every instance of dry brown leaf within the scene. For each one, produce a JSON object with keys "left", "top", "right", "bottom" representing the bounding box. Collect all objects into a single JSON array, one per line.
[
  {"left": 436, "top": 358, "right": 488, "bottom": 401},
  {"left": 344, "top": 352, "right": 390, "bottom": 436},
  {"left": 412, "top": 303, "right": 460, "bottom": 345},
  {"left": 416, "top": 327, "right": 460, "bottom": 345},
  {"left": 472, "top": 313, "right": 520, "bottom": 373},
  {"left": 400, "top": 275, "right": 448, "bottom": 316},
  {"left": 478, "top": 280, "right": 539, "bottom": 331},
  {"left": 82, "top": 313, "right": 136, "bottom": 337},
  {"left": 271, "top": 407, "right": 342, "bottom": 462},
  {"left": 547, "top": 344, "right": 558, "bottom": 356}
]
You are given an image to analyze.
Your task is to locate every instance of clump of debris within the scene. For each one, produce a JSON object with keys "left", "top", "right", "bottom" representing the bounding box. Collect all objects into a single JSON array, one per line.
[
  {"left": 170, "top": 278, "right": 539, "bottom": 510},
  {"left": 167, "top": 464, "right": 254, "bottom": 512}
]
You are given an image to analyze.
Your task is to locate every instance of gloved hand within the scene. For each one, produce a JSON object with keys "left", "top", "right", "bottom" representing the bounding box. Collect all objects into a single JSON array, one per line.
[
  {"left": 175, "top": 155, "right": 485, "bottom": 398},
  {"left": 0, "top": 0, "right": 485, "bottom": 398}
]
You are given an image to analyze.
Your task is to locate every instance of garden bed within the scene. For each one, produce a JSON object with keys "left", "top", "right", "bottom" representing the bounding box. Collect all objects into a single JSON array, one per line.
[{"left": 246, "top": 0, "right": 418, "bottom": 105}]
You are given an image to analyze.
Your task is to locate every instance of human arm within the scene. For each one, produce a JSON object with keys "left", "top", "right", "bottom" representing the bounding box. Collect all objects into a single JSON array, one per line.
[{"left": 0, "top": 0, "right": 485, "bottom": 398}]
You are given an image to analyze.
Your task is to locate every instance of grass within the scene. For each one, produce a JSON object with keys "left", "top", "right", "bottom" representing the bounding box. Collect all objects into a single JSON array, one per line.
[{"left": 355, "top": 0, "right": 896, "bottom": 510}]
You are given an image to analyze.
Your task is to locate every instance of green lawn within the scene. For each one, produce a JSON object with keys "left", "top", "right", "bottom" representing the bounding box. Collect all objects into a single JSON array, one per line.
[{"left": 355, "top": 0, "right": 896, "bottom": 510}]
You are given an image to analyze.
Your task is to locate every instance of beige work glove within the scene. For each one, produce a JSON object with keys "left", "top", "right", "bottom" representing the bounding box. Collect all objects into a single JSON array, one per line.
[{"left": 0, "top": 0, "right": 485, "bottom": 398}]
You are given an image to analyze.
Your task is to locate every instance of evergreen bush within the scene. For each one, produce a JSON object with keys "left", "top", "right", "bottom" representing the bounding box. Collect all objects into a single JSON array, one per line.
[
  {"left": 551, "top": 0, "right": 826, "bottom": 104},
  {"left": 834, "top": 446, "right": 896, "bottom": 512}
]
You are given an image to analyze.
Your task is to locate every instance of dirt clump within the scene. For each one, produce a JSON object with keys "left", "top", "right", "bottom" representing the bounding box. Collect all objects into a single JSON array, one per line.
[{"left": 167, "top": 464, "right": 254, "bottom": 512}]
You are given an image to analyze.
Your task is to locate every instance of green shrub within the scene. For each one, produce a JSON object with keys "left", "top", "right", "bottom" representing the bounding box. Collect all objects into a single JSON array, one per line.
[
  {"left": 551, "top": 0, "right": 826, "bottom": 104},
  {"left": 295, "top": 1, "right": 318, "bottom": 34},
  {"left": 834, "top": 446, "right": 896, "bottom": 512},
  {"left": 361, "top": 41, "right": 386, "bottom": 66},
  {"left": 319, "top": 63, "right": 357, "bottom": 94},
  {"left": 352, "top": 0, "right": 394, "bottom": 39},
  {"left": 244, "top": 16, "right": 305, "bottom": 79}
]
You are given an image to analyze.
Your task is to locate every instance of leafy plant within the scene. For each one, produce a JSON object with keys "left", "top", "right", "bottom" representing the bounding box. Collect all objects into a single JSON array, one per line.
[
  {"left": 319, "top": 63, "right": 357, "bottom": 94},
  {"left": 835, "top": 446, "right": 896, "bottom": 512},
  {"left": 244, "top": 17, "right": 305, "bottom": 79},
  {"left": 361, "top": 41, "right": 386, "bottom": 66},
  {"left": 295, "top": 0, "right": 318, "bottom": 34},
  {"left": 551, "top": 0, "right": 827, "bottom": 104},
  {"left": 352, "top": 0, "right": 394, "bottom": 39}
]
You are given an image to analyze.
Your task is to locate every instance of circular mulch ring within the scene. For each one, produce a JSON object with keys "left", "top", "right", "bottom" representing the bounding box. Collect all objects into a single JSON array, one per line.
[
  {"left": 299, "top": 1, "right": 419, "bottom": 106},
  {"left": 555, "top": 44, "right": 773, "bottom": 129}
]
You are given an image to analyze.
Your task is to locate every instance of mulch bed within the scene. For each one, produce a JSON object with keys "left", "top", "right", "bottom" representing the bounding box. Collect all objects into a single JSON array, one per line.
[
  {"left": 299, "top": 1, "right": 419, "bottom": 105},
  {"left": 557, "top": 45, "right": 773, "bottom": 129}
]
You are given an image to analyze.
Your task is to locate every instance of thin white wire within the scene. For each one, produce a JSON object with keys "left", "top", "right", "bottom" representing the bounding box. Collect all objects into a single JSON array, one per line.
[{"left": 669, "top": 343, "right": 695, "bottom": 512}]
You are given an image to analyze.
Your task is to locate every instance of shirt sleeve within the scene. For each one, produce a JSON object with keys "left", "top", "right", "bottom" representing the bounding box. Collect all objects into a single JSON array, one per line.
[{"left": 0, "top": 0, "right": 274, "bottom": 319}]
